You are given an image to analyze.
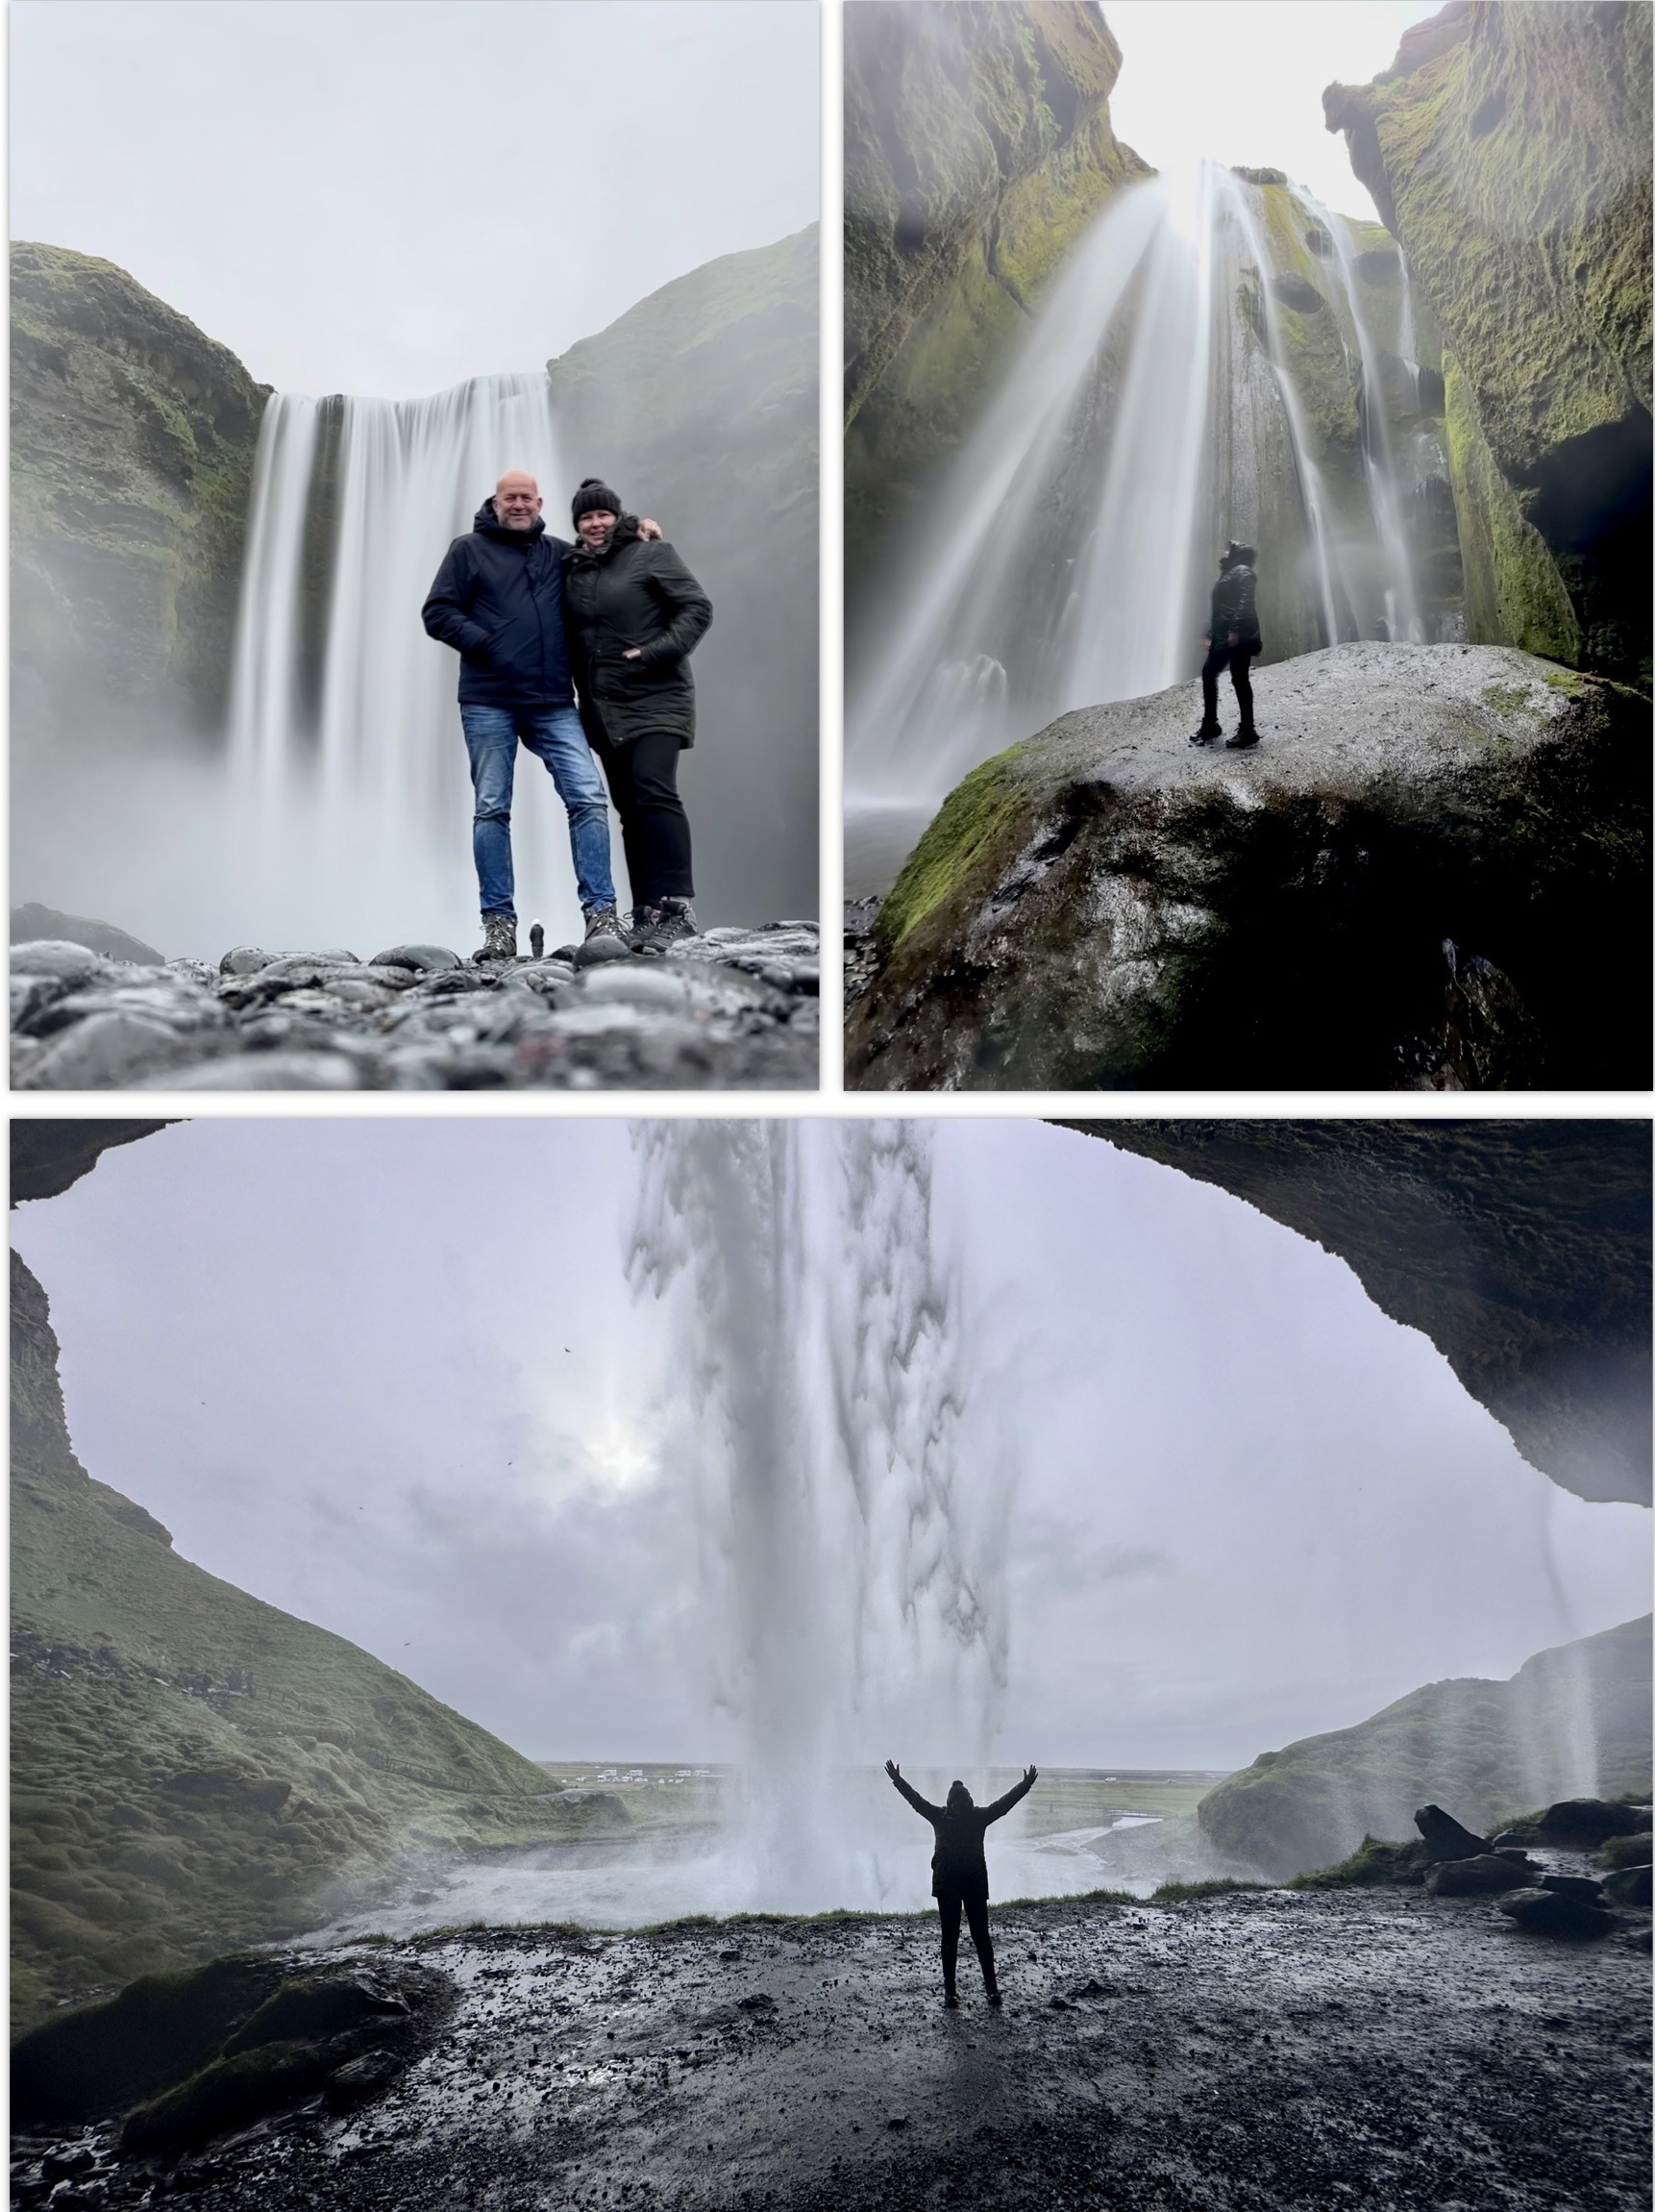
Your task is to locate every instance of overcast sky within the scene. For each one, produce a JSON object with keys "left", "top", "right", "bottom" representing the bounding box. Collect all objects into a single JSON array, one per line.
[
  {"left": 10, "top": 0, "right": 819, "bottom": 396},
  {"left": 1104, "top": 2, "right": 1445, "bottom": 223},
  {"left": 13, "top": 1119, "right": 1647, "bottom": 1774}
]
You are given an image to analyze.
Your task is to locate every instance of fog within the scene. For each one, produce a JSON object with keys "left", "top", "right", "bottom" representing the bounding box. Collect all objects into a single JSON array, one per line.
[{"left": 13, "top": 1120, "right": 1647, "bottom": 1776}]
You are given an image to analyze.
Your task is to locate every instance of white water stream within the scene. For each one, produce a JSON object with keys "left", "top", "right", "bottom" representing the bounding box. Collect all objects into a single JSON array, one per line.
[
  {"left": 224, "top": 372, "right": 588, "bottom": 949},
  {"left": 845, "top": 162, "right": 1436, "bottom": 892}
]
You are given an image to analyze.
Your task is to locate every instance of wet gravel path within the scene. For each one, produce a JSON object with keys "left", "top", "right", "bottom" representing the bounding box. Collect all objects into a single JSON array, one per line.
[{"left": 15, "top": 1888, "right": 1650, "bottom": 2210}]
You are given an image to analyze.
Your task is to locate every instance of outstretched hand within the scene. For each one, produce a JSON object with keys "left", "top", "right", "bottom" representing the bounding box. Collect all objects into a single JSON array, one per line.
[
  {"left": 1023, "top": 1764, "right": 1039, "bottom": 1786},
  {"left": 885, "top": 1759, "right": 901, "bottom": 1783}
]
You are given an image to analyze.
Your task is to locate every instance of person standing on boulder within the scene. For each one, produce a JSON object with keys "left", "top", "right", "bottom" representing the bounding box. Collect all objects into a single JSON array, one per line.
[
  {"left": 561, "top": 479, "right": 712, "bottom": 954},
  {"left": 885, "top": 1760, "right": 1037, "bottom": 2007},
  {"left": 421, "top": 469, "right": 659, "bottom": 965},
  {"left": 1191, "top": 541, "right": 1262, "bottom": 749}
]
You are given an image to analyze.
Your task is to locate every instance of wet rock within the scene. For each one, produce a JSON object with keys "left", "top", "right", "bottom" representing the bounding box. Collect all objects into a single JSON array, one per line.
[
  {"left": 573, "top": 933, "right": 635, "bottom": 969},
  {"left": 1427, "top": 1853, "right": 1535, "bottom": 1897},
  {"left": 1497, "top": 1887, "right": 1616, "bottom": 1938},
  {"left": 847, "top": 645, "right": 1649, "bottom": 1090},
  {"left": 369, "top": 944, "right": 464, "bottom": 973},
  {"left": 11, "top": 922, "right": 817, "bottom": 1090},
  {"left": 12, "top": 905, "right": 165, "bottom": 965},
  {"left": 1414, "top": 1804, "right": 1494, "bottom": 1864}
]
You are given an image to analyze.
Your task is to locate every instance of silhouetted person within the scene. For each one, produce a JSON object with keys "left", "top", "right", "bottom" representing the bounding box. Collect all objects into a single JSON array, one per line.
[
  {"left": 1192, "top": 540, "right": 1261, "bottom": 749},
  {"left": 885, "top": 1760, "right": 1037, "bottom": 2006}
]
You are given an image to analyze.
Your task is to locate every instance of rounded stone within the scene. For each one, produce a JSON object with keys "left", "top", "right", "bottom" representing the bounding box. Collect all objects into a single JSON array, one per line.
[
  {"left": 368, "top": 944, "right": 465, "bottom": 973},
  {"left": 573, "top": 934, "right": 636, "bottom": 970}
]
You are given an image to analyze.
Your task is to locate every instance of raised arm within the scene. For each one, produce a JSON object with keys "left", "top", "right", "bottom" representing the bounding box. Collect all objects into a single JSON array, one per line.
[
  {"left": 638, "top": 542, "right": 713, "bottom": 665},
  {"left": 884, "top": 1759, "right": 942, "bottom": 1824},
  {"left": 983, "top": 1766, "right": 1038, "bottom": 1825}
]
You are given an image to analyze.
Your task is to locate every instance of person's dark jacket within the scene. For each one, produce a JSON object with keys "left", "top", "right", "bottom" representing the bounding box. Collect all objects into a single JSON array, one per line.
[
  {"left": 890, "top": 1772, "right": 1036, "bottom": 1901},
  {"left": 562, "top": 515, "right": 713, "bottom": 749},
  {"left": 1208, "top": 562, "right": 1261, "bottom": 649},
  {"left": 421, "top": 500, "right": 574, "bottom": 708}
]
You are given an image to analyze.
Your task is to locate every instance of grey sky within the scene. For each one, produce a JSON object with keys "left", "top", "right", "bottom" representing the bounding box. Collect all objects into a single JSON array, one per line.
[
  {"left": 10, "top": 0, "right": 819, "bottom": 397},
  {"left": 12, "top": 1120, "right": 1647, "bottom": 1772},
  {"left": 1103, "top": 2, "right": 1445, "bottom": 224}
]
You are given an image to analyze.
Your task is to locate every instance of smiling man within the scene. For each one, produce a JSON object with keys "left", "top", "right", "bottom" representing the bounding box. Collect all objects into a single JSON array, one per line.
[{"left": 422, "top": 469, "right": 658, "bottom": 965}]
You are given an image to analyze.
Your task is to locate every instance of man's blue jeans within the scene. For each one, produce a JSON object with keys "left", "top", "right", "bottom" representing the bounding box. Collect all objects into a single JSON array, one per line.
[{"left": 459, "top": 703, "right": 616, "bottom": 918}]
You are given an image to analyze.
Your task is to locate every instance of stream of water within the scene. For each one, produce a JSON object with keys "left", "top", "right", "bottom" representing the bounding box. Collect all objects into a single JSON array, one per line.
[{"left": 845, "top": 162, "right": 1441, "bottom": 894}]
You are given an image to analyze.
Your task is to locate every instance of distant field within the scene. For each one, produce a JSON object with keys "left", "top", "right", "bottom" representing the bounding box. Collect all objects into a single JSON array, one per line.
[{"left": 531, "top": 1764, "right": 1233, "bottom": 1843}]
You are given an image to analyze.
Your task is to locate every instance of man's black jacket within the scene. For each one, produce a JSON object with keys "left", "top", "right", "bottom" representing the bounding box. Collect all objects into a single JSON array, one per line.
[
  {"left": 562, "top": 515, "right": 713, "bottom": 749},
  {"left": 421, "top": 499, "right": 575, "bottom": 708},
  {"left": 890, "top": 1772, "right": 1036, "bottom": 1901}
]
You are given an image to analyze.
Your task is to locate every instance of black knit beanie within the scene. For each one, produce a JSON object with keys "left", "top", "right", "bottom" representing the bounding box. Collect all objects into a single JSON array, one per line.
[{"left": 572, "top": 477, "right": 623, "bottom": 524}]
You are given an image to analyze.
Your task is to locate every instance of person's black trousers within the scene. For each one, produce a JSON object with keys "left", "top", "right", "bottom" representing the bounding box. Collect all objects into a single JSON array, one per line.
[
  {"left": 1200, "top": 642, "right": 1256, "bottom": 732},
  {"left": 938, "top": 1888, "right": 997, "bottom": 1993},
  {"left": 597, "top": 730, "right": 695, "bottom": 909}
]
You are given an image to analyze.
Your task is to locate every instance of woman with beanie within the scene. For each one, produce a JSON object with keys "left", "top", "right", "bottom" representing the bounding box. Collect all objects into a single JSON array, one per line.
[{"left": 562, "top": 477, "right": 714, "bottom": 950}]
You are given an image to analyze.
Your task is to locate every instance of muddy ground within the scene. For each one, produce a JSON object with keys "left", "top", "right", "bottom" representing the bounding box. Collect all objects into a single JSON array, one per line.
[{"left": 14, "top": 1886, "right": 1651, "bottom": 2211}]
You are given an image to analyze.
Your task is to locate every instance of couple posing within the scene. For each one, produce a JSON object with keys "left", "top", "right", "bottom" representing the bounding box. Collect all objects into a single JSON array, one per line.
[{"left": 422, "top": 471, "right": 711, "bottom": 963}]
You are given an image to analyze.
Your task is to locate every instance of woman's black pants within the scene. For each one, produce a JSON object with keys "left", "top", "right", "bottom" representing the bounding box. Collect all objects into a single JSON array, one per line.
[
  {"left": 938, "top": 1888, "right": 997, "bottom": 1993},
  {"left": 597, "top": 730, "right": 694, "bottom": 909},
  {"left": 1200, "top": 642, "right": 1255, "bottom": 732}
]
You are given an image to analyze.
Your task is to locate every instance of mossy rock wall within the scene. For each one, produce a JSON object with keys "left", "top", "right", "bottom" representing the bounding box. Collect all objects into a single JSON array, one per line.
[
  {"left": 1324, "top": 1, "right": 1652, "bottom": 683},
  {"left": 845, "top": 2, "right": 1149, "bottom": 608},
  {"left": 548, "top": 227, "right": 819, "bottom": 922},
  {"left": 10, "top": 1248, "right": 576, "bottom": 2032},
  {"left": 10, "top": 243, "right": 270, "bottom": 758}
]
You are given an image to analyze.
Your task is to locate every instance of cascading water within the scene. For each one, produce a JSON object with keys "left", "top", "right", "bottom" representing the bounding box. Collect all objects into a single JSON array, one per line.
[
  {"left": 845, "top": 162, "right": 1446, "bottom": 895},
  {"left": 628, "top": 1120, "right": 1011, "bottom": 1910},
  {"left": 225, "top": 372, "right": 585, "bottom": 946}
]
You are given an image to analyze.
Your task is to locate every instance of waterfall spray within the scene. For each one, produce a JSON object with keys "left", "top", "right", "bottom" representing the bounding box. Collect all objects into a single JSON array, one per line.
[
  {"left": 628, "top": 1122, "right": 1010, "bottom": 1908},
  {"left": 225, "top": 372, "right": 580, "bottom": 942},
  {"left": 846, "top": 162, "right": 1440, "bottom": 890}
]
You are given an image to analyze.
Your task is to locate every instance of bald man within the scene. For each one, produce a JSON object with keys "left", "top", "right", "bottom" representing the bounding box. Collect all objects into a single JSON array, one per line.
[{"left": 422, "top": 471, "right": 657, "bottom": 963}]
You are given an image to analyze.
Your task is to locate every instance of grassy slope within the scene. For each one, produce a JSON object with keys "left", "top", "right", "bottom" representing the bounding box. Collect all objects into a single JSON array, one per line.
[{"left": 11, "top": 1251, "right": 576, "bottom": 2032}]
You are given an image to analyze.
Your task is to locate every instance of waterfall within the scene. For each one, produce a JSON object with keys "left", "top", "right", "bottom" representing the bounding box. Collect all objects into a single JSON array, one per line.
[
  {"left": 628, "top": 1122, "right": 1011, "bottom": 1909},
  {"left": 845, "top": 162, "right": 1439, "bottom": 892},
  {"left": 225, "top": 373, "right": 584, "bottom": 947}
]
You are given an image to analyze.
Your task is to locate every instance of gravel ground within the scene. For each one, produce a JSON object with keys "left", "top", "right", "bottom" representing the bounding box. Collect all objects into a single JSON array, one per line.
[
  {"left": 10, "top": 925, "right": 819, "bottom": 1091},
  {"left": 13, "top": 1886, "right": 1650, "bottom": 2211}
]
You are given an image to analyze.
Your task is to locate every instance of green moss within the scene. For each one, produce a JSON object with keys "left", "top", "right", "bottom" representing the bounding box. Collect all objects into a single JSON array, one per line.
[
  {"left": 1150, "top": 1878, "right": 1269, "bottom": 1902},
  {"left": 1480, "top": 683, "right": 1542, "bottom": 718},
  {"left": 875, "top": 748, "right": 1029, "bottom": 951},
  {"left": 1444, "top": 351, "right": 1582, "bottom": 664},
  {"left": 1287, "top": 1836, "right": 1420, "bottom": 1889}
]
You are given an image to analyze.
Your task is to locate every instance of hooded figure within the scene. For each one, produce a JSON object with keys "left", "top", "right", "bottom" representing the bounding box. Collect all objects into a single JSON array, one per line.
[
  {"left": 1193, "top": 540, "right": 1262, "bottom": 750},
  {"left": 886, "top": 1760, "right": 1038, "bottom": 2005}
]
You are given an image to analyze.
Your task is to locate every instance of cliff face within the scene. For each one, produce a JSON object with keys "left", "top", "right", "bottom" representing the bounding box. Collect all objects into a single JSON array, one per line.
[
  {"left": 1069, "top": 1121, "right": 1651, "bottom": 1508},
  {"left": 1197, "top": 1615, "right": 1652, "bottom": 1879},
  {"left": 845, "top": 2, "right": 1149, "bottom": 605},
  {"left": 10, "top": 243, "right": 270, "bottom": 759},
  {"left": 1324, "top": 2, "right": 1653, "bottom": 685},
  {"left": 9, "top": 1244, "right": 575, "bottom": 2032},
  {"left": 548, "top": 228, "right": 819, "bottom": 923}
]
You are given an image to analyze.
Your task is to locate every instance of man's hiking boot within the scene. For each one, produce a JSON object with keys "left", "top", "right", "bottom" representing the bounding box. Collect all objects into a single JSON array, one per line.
[
  {"left": 1189, "top": 723, "right": 1222, "bottom": 746},
  {"left": 633, "top": 897, "right": 698, "bottom": 955},
  {"left": 574, "top": 905, "right": 634, "bottom": 969},
  {"left": 1223, "top": 726, "right": 1260, "bottom": 749},
  {"left": 473, "top": 913, "right": 517, "bottom": 963}
]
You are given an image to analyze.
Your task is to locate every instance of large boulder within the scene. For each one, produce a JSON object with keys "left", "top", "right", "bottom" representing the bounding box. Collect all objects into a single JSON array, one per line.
[
  {"left": 845, "top": 643, "right": 1648, "bottom": 1091},
  {"left": 1323, "top": 2, "right": 1652, "bottom": 685},
  {"left": 844, "top": 2, "right": 1148, "bottom": 603},
  {"left": 1196, "top": 1615, "right": 1652, "bottom": 1881}
]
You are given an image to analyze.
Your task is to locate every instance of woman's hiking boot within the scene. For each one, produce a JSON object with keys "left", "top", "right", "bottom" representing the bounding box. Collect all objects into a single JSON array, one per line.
[
  {"left": 574, "top": 906, "right": 634, "bottom": 968},
  {"left": 1189, "top": 722, "right": 1222, "bottom": 746},
  {"left": 633, "top": 898, "right": 698, "bottom": 955},
  {"left": 943, "top": 1986, "right": 960, "bottom": 2009},
  {"left": 1223, "top": 725, "right": 1260, "bottom": 749},
  {"left": 474, "top": 913, "right": 517, "bottom": 963}
]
